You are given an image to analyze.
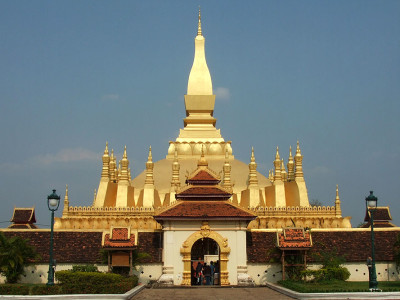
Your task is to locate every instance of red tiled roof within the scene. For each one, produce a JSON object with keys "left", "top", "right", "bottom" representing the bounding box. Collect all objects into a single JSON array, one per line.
[
  {"left": 10, "top": 208, "right": 36, "bottom": 224},
  {"left": 364, "top": 207, "right": 392, "bottom": 222},
  {"left": 155, "top": 201, "right": 256, "bottom": 220},
  {"left": 103, "top": 227, "right": 135, "bottom": 248},
  {"left": 277, "top": 228, "right": 312, "bottom": 249},
  {"left": 111, "top": 227, "right": 128, "bottom": 240},
  {"left": 177, "top": 186, "right": 232, "bottom": 199},
  {"left": 187, "top": 170, "right": 220, "bottom": 184}
]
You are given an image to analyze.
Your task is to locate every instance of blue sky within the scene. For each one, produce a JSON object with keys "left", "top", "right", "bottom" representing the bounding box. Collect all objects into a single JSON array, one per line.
[{"left": 0, "top": 1, "right": 399, "bottom": 227}]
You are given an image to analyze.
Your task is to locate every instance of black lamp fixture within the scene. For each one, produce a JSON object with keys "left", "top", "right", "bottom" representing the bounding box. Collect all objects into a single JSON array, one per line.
[
  {"left": 365, "top": 191, "right": 378, "bottom": 291},
  {"left": 47, "top": 189, "right": 60, "bottom": 285}
]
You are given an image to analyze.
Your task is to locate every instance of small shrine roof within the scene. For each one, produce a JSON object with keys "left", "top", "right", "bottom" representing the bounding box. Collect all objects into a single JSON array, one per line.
[
  {"left": 276, "top": 227, "right": 312, "bottom": 249},
  {"left": 364, "top": 207, "right": 392, "bottom": 222},
  {"left": 155, "top": 201, "right": 256, "bottom": 220},
  {"left": 186, "top": 170, "right": 220, "bottom": 185},
  {"left": 10, "top": 208, "right": 36, "bottom": 224},
  {"left": 103, "top": 227, "right": 136, "bottom": 249},
  {"left": 9, "top": 208, "right": 37, "bottom": 229},
  {"left": 177, "top": 185, "right": 232, "bottom": 199}
]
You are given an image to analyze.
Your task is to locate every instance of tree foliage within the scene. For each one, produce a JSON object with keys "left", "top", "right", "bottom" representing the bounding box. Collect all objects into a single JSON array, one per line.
[
  {"left": 0, "top": 232, "right": 39, "bottom": 283},
  {"left": 302, "top": 243, "right": 350, "bottom": 282},
  {"left": 309, "top": 199, "right": 323, "bottom": 207}
]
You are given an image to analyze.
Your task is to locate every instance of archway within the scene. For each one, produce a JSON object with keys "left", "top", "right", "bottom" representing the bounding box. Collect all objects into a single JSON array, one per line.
[
  {"left": 191, "top": 237, "right": 219, "bottom": 285},
  {"left": 180, "top": 222, "right": 230, "bottom": 286}
]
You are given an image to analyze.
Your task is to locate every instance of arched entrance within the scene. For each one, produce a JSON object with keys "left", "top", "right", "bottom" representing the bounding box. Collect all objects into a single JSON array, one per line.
[
  {"left": 180, "top": 222, "right": 230, "bottom": 286},
  {"left": 191, "top": 237, "right": 219, "bottom": 285}
]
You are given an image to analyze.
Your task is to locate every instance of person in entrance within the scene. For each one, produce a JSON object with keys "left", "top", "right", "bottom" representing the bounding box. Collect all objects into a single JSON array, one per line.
[
  {"left": 203, "top": 262, "right": 212, "bottom": 285},
  {"left": 195, "top": 257, "right": 203, "bottom": 285}
]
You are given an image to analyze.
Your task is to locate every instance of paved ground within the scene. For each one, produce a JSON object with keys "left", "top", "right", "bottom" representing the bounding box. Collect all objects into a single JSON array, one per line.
[{"left": 130, "top": 286, "right": 295, "bottom": 300}]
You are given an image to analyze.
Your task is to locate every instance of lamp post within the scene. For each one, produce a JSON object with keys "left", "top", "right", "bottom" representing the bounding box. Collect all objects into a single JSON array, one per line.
[
  {"left": 365, "top": 190, "right": 378, "bottom": 291},
  {"left": 47, "top": 189, "right": 60, "bottom": 285}
]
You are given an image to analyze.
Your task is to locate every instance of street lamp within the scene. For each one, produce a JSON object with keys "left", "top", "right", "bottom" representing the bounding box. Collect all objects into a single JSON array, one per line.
[
  {"left": 365, "top": 190, "right": 378, "bottom": 291},
  {"left": 47, "top": 189, "right": 60, "bottom": 285}
]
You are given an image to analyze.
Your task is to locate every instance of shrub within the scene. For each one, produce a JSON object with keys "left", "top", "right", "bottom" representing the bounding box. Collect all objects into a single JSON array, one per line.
[
  {"left": 71, "top": 264, "right": 98, "bottom": 273},
  {"left": 0, "top": 284, "right": 30, "bottom": 295},
  {"left": 59, "top": 279, "right": 136, "bottom": 294},
  {"left": 55, "top": 270, "right": 138, "bottom": 294},
  {"left": 30, "top": 285, "right": 62, "bottom": 295},
  {"left": 56, "top": 271, "right": 123, "bottom": 285},
  {"left": 301, "top": 267, "right": 350, "bottom": 282}
]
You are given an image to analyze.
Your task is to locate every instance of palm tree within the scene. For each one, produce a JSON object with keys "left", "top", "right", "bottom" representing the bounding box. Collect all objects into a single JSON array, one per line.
[{"left": 0, "top": 232, "right": 39, "bottom": 283}]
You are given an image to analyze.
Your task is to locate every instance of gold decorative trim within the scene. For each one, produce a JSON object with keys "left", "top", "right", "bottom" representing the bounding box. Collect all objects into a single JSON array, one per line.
[{"left": 180, "top": 224, "right": 230, "bottom": 286}]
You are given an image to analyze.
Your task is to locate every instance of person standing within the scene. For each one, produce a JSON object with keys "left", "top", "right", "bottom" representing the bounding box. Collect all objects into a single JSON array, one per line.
[
  {"left": 195, "top": 257, "right": 203, "bottom": 285},
  {"left": 203, "top": 262, "right": 212, "bottom": 285},
  {"left": 210, "top": 261, "right": 215, "bottom": 285}
]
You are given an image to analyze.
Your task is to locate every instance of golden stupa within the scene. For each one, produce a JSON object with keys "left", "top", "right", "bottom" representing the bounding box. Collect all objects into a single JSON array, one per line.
[{"left": 55, "top": 10, "right": 351, "bottom": 231}]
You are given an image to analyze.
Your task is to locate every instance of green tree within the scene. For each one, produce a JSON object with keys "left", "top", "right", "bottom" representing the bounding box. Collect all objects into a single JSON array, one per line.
[
  {"left": 0, "top": 232, "right": 39, "bottom": 283},
  {"left": 309, "top": 199, "right": 323, "bottom": 207}
]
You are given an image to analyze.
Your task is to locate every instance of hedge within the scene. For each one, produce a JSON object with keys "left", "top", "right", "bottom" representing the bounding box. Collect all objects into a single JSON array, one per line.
[
  {"left": 56, "top": 271, "right": 124, "bottom": 285},
  {"left": 0, "top": 284, "right": 30, "bottom": 295}
]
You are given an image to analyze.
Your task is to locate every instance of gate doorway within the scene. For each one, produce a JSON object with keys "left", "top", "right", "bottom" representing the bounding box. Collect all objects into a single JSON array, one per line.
[{"left": 191, "top": 238, "right": 220, "bottom": 286}]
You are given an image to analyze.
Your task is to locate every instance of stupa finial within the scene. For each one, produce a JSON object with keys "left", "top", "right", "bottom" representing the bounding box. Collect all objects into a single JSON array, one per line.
[{"left": 197, "top": 6, "right": 202, "bottom": 36}]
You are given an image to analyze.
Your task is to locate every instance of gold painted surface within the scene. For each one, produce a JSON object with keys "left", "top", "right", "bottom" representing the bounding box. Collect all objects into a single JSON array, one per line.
[{"left": 180, "top": 224, "right": 231, "bottom": 286}]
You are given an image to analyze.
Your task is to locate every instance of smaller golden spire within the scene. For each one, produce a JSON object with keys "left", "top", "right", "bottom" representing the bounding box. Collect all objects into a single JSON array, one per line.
[
  {"left": 198, "top": 144, "right": 208, "bottom": 167},
  {"left": 281, "top": 159, "right": 287, "bottom": 182},
  {"left": 93, "top": 189, "right": 97, "bottom": 203},
  {"left": 145, "top": 146, "right": 154, "bottom": 186},
  {"left": 104, "top": 141, "right": 109, "bottom": 155},
  {"left": 296, "top": 140, "right": 301, "bottom": 156},
  {"left": 275, "top": 146, "right": 280, "bottom": 160},
  {"left": 123, "top": 145, "right": 127, "bottom": 159},
  {"left": 197, "top": 6, "right": 202, "bottom": 36},
  {"left": 248, "top": 147, "right": 258, "bottom": 187},
  {"left": 63, "top": 184, "right": 69, "bottom": 215},
  {"left": 101, "top": 142, "right": 110, "bottom": 181},
  {"left": 171, "top": 149, "right": 180, "bottom": 192},
  {"left": 294, "top": 141, "right": 304, "bottom": 181},
  {"left": 119, "top": 146, "right": 130, "bottom": 184},
  {"left": 222, "top": 148, "right": 232, "bottom": 190},
  {"left": 287, "top": 146, "right": 295, "bottom": 181},
  {"left": 274, "top": 146, "right": 282, "bottom": 182},
  {"left": 109, "top": 149, "right": 117, "bottom": 182},
  {"left": 335, "top": 184, "right": 342, "bottom": 216}
]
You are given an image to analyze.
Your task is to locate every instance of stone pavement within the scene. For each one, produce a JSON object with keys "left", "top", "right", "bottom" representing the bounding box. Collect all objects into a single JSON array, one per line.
[{"left": 130, "top": 286, "right": 295, "bottom": 300}]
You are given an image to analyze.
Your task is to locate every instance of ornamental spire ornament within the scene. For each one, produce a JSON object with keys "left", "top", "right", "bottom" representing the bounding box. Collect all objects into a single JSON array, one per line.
[
  {"left": 222, "top": 148, "right": 232, "bottom": 189},
  {"left": 335, "top": 184, "right": 342, "bottom": 216},
  {"left": 274, "top": 146, "right": 282, "bottom": 182},
  {"left": 145, "top": 146, "right": 154, "bottom": 186},
  {"left": 101, "top": 142, "right": 110, "bottom": 181},
  {"left": 197, "top": 6, "right": 202, "bottom": 36},
  {"left": 295, "top": 141, "right": 304, "bottom": 181},
  {"left": 171, "top": 149, "right": 180, "bottom": 192},
  {"left": 119, "top": 146, "right": 130, "bottom": 184},
  {"left": 248, "top": 147, "right": 258, "bottom": 187},
  {"left": 63, "top": 184, "right": 69, "bottom": 215},
  {"left": 287, "top": 146, "right": 295, "bottom": 181},
  {"left": 109, "top": 149, "right": 117, "bottom": 182}
]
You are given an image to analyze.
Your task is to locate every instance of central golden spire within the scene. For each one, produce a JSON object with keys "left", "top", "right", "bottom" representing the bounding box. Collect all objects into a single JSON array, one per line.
[
  {"left": 169, "top": 8, "right": 229, "bottom": 158},
  {"left": 187, "top": 7, "right": 212, "bottom": 95}
]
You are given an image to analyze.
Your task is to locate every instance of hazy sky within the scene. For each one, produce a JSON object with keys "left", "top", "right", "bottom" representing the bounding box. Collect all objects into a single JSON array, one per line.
[{"left": 0, "top": 1, "right": 399, "bottom": 228}]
